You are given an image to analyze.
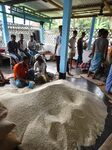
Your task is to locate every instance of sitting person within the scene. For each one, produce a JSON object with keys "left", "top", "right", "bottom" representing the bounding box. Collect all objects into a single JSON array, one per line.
[
  {"left": 28, "top": 35, "right": 37, "bottom": 56},
  {"left": 13, "top": 56, "right": 34, "bottom": 88},
  {"left": 0, "top": 70, "right": 9, "bottom": 86},
  {"left": 34, "top": 54, "right": 54, "bottom": 84},
  {"left": 18, "top": 34, "right": 30, "bottom": 58},
  {"left": 34, "top": 54, "right": 47, "bottom": 84},
  {"left": 7, "top": 34, "right": 21, "bottom": 64}
]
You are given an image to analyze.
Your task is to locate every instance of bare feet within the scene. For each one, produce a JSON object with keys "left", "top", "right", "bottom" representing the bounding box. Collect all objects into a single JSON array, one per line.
[
  {"left": 70, "top": 66, "right": 75, "bottom": 69},
  {"left": 67, "top": 72, "right": 73, "bottom": 76},
  {"left": 92, "top": 74, "right": 96, "bottom": 79},
  {"left": 87, "top": 71, "right": 90, "bottom": 77}
]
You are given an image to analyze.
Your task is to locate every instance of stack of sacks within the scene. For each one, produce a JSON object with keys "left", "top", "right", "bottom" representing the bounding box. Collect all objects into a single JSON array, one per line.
[
  {"left": 0, "top": 80, "right": 107, "bottom": 150},
  {"left": 99, "top": 134, "right": 112, "bottom": 150},
  {"left": 0, "top": 103, "right": 21, "bottom": 150}
]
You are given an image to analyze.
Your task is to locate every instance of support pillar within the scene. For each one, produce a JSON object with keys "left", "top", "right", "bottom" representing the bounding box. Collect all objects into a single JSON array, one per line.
[
  {"left": 49, "top": 22, "right": 52, "bottom": 30},
  {"left": 0, "top": 5, "right": 9, "bottom": 46},
  {"left": 59, "top": 0, "right": 72, "bottom": 79},
  {"left": 40, "top": 21, "right": 45, "bottom": 44},
  {"left": 88, "top": 17, "right": 96, "bottom": 50},
  {"left": 12, "top": 15, "right": 15, "bottom": 24}
]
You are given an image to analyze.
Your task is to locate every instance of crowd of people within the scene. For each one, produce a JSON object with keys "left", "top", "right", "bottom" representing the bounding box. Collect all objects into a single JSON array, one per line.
[
  {"left": 0, "top": 33, "right": 55, "bottom": 88},
  {"left": 54, "top": 25, "right": 112, "bottom": 95},
  {"left": 0, "top": 26, "right": 112, "bottom": 93},
  {"left": 54, "top": 25, "right": 87, "bottom": 75}
]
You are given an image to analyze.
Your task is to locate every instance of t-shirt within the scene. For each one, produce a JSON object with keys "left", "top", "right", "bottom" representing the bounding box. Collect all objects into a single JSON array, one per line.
[
  {"left": 56, "top": 35, "right": 62, "bottom": 56},
  {"left": 77, "top": 38, "right": 83, "bottom": 54},
  {"left": 28, "top": 40, "right": 37, "bottom": 51},
  {"left": 34, "top": 61, "right": 46, "bottom": 74},
  {"left": 69, "top": 37, "right": 76, "bottom": 51},
  {"left": 13, "top": 62, "right": 28, "bottom": 80},
  {"left": 93, "top": 37, "right": 108, "bottom": 53},
  {"left": 7, "top": 41, "right": 18, "bottom": 54},
  {"left": 18, "top": 40, "right": 27, "bottom": 51}
]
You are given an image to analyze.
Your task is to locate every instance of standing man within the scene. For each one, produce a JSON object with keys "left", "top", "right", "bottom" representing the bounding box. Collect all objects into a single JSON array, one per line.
[
  {"left": 69, "top": 30, "right": 77, "bottom": 69},
  {"left": 54, "top": 25, "right": 72, "bottom": 76},
  {"left": 77, "top": 32, "right": 86, "bottom": 67},
  {"left": 54, "top": 25, "right": 62, "bottom": 73}
]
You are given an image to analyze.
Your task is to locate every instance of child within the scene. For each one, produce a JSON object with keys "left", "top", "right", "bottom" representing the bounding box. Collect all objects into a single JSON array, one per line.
[
  {"left": 77, "top": 32, "right": 86, "bottom": 67},
  {"left": 68, "top": 30, "right": 77, "bottom": 69}
]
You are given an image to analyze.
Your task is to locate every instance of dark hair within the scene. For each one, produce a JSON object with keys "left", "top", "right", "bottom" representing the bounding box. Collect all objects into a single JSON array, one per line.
[
  {"left": 82, "top": 32, "right": 86, "bottom": 35},
  {"left": 98, "top": 28, "right": 105, "bottom": 37},
  {"left": 30, "top": 35, "right": 34, "bottom": 38},
  {"left": 73, "top": 30, "right": 77, "bottom": 35},
  {"left": 59, "top": 25, "right": 62, "bottom": 29},
  {"left": 104, "top": 29, "right": 108, "bottom": 37},
  {"left": 11, "top": 34, "right": 16, "bottom": 38},
  {"left": 20, "top": 34, "right": 23, "bottom": 36}
]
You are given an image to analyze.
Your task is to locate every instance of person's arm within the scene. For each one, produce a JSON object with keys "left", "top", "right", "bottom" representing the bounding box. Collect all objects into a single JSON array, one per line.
[
  {"left": 24, "top": 41, "right": 28, "bottom": 51},
  {"left": 28, "top": 41, "right": 31, "bottom": 50},
  {"left": 0, "top": 70, "right": 5, "bottom": 82},
  {"left": 77, "top": 39, "right": 80, "bottom": 55},
  {"left": 54, "top": 36, "right": 59, "bottom": 55},
  {"left": 41, "top": 63, "right": 46, "bottom": 74},
  {"left": 108, "top": 47, "right": 112, "bottom": 64},
  {"left": 34, "top": 62, "right": 39, "bottom": 72},
  {"left": 7, "top": 42, "right": 11, "bottom": 53},
  {"left": 104, "top": 40, "right": 109, "bottom": 61},
  {"left": 89, "top": 41, "right": 95, "bottom": 57},
  {"left": 54, "top": 43, "right": 58, "bottom": 55},
  {"left": 68, "top": 38, "right": 72, "bottom": 48},
  {"left": 18, "top": 41, "right": 22, "bottom": 52}
]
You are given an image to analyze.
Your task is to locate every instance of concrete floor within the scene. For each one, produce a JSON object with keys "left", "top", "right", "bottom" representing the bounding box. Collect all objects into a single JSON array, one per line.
[{"left": 0, "top": 59, "right": 112, "bottom": 150}]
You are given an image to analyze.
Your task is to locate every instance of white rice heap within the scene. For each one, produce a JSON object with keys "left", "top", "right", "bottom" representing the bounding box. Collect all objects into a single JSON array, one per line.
[{"left": 0, "top": 80, "right": 107, "bottom": 150}]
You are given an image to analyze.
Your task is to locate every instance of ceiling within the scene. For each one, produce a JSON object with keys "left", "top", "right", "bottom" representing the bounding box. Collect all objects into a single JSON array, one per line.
[{"left": 0, "top": 0, "right": 112, "bottom": 19}]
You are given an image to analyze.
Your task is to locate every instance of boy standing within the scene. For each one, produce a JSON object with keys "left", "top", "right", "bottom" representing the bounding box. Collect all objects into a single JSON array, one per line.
[{"left": 77, "top": 32, "right": 86, "bottom": 67}]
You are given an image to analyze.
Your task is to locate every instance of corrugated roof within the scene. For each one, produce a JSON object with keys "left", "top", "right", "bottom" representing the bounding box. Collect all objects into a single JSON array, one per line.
[{"left": 0, "top": 0, "right": 112, "bottom": 18}]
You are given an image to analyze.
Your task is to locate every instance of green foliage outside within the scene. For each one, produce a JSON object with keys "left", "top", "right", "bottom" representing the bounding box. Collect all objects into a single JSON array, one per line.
[
  {"left": 44, "top": 17, "right": 112, "bottom": 33},
  {"left": 44, "top": 17, "right": 112, "bottom": 42}
]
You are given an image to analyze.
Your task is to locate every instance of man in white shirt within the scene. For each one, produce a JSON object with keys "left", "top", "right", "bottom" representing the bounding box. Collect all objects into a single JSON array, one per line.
[
  {"left": 54, "top": 25, "right": 72, "bottom": 76},
  {"left": 54, "top": 25, "right": 62, "bottom": 73},
  {"left": 69, "top": 30, "right": 77, "bottom": 69},
  {"left": 18, "top": 34, "right": 29, "bottom": 58},
  {"left": 28, "top": 35, "right": 37, "bottom": 56},
  {"left": 34, "top": 54, "right": 46, "bottom": 75}
]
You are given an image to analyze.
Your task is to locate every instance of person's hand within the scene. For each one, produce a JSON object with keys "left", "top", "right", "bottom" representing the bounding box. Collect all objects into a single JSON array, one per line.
[
  {"left": 54, "top": 52, "right": 56, "bottom": 56},
  {"left": 68, "top": 45, "right": 71, "bottom": 48},
  {"left": 89, "top": 52, "right": 93, "bottom": 58},
  {"left": 26, "top": 80, "right": 29, "bottom": 84}
]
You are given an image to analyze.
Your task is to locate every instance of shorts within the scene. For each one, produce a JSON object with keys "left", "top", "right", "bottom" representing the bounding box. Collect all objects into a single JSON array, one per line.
[{"left": 69, "top": 51, "right": 75, "bottom": 58}]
